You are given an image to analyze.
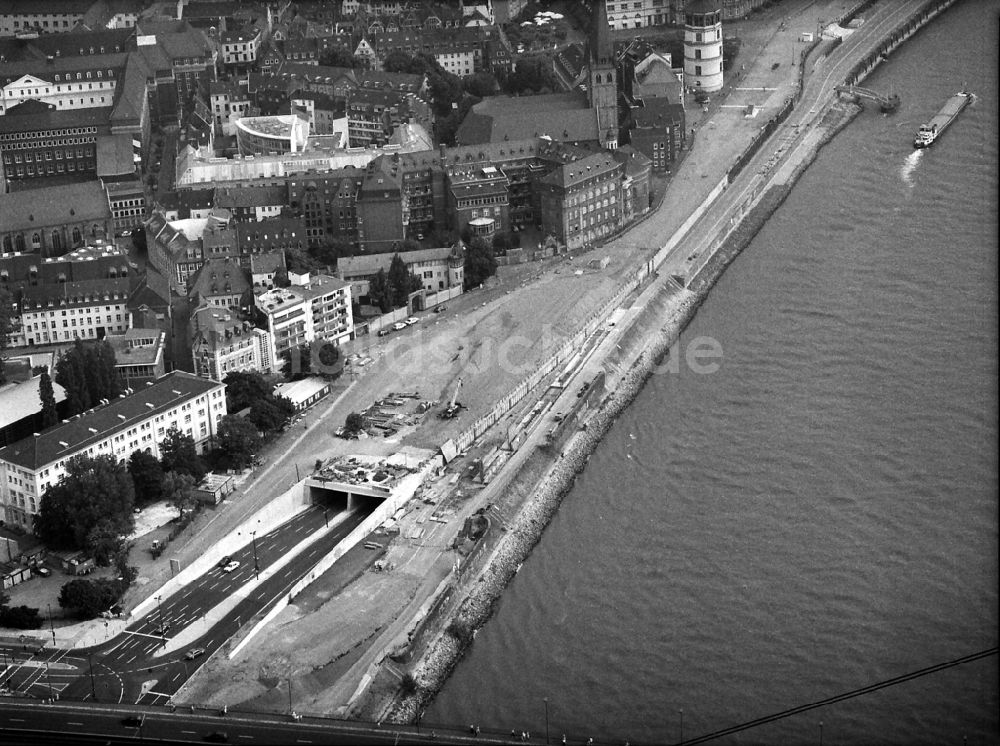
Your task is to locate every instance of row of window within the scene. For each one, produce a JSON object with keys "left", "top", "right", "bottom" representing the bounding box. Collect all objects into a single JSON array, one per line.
[
  {"left": 0, "top": 126, "right": 97, "bottom": 140},
  {"left": 9, "top": 161, "right": 93, "bottom": 177}
]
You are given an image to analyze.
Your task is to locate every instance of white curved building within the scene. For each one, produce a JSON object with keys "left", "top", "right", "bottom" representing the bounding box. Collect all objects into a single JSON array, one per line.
[
  {"left": 235, "top": 114, "right": 310, "bottom": 156},
  {"left": 684, "top": 0, "right": 724, "bottom": 93}
]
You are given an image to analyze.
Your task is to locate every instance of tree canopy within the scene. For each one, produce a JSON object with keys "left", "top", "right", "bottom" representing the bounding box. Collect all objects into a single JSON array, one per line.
[
  {"left": 128, "top": 450, "right": 164, "bottom": 506},
  {"left": 368, "top": 255, "right": 422, "bottom": 311},
  {"left": 59, "top": 577, "right": 124, "bottom": 620},
  {"left": 35, "top": 455, "right": 135, "bottom": 552},
  {"left": 224, "top": 372, "right": 295, "bottom": 434},
  {"left": 159, "top": 426, "right": 206, "bottom": 483},
  {"left": 163, "top": 471, "right": 197, "bottom": 520},
  {"left": 39, "top": 371, "right": 59, "bottom": 429},
  {"left": 216, "top": 415, "right": 262, "bottom": 469},
  {"left": 55, "top": 340, "right": 122, "bottom": 417},
  {"left": 464, "top": 238, "right": 498, "bottom": 289}
]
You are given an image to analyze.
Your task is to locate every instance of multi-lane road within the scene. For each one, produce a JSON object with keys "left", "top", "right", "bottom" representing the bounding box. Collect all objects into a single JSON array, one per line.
[{"left": 1, "top": 504, "right": 368, "bottom": 707}]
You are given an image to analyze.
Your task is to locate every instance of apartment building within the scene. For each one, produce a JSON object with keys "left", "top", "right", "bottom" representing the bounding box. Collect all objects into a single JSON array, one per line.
[
  {"left": 255, "top": 271, "right": 352, "bottom": 366},
  {"left": 0, "top": 371, "right": 227, "bottom": 533},
  {"left": 15, "top": 277, "right": 132, "bottom": 347},
  {"left": 190, "top": 304, "right": 272, "bottom": 379},
  {"left": 537, "top": 150, "right": 624, "bottom": 250}
]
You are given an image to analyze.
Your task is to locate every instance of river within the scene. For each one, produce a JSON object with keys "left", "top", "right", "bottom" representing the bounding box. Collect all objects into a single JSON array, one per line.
[{"left": 425, "top": 2, "right": 999, "bottom": 744}]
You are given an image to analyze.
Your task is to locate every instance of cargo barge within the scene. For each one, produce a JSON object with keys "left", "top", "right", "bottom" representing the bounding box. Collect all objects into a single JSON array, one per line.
[{"left": 913, "top": 91, "right": 971, "bottom": 148}]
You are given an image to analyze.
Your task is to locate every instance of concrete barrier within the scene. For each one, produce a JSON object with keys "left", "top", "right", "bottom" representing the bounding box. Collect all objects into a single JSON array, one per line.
[{"left": 130, "top": 481, "right": 311, "bottom": 621}]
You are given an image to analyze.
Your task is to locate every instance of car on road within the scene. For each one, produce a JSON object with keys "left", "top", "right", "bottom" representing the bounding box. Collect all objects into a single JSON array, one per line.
[
  {"left": 404, "top": 316, "right": 420, "bottom": 325},
  {"left": 185, "top": 647, "right": 206, "bottom": 660},
  {"left": 217, "top": 556, "right": 231, "bottom": 568},
  {"left": 391, "top": 321, "right": 407, "bottom": 331},
  {"left": 222, "top": 560, "right": 240, "bottom": 573},
  {"left": 154, "top": 623, "right": 171, "bottom": 635},
  {"left": 378, "top": 328, "right": 390, "bottom": 336},
  {"left": 122, "top": 715, "right": 145, "bottom": 727},
  {"left": 204, "top": 732, "right": 228, "bottom": 743},
  {"left": 434, "top": 305, "right": 447, "bottom": 313}
]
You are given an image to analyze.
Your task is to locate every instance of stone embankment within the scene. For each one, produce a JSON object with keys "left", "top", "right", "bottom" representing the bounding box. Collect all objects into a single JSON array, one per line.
[{"left": 377, "top": 97, "right": 863, "bottom": 725}]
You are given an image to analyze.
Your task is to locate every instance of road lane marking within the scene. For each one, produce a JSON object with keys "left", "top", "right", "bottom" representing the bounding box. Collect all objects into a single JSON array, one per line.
[
  {"left": 10, "top": 718, "right": 24, "bottom": 722},
  {"left": 68, "top": 722, "right": 83, "bottom": 726},
  {"left": 238, "top": 736, "right": 254, "bottom": 740},
  {"left": 182, "top": 730, "right": 196, "bottom": 735}
]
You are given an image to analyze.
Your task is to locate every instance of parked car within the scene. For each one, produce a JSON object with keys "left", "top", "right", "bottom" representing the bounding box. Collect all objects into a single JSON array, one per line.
[
  {"left": 33, "top": 566, "right": 51, "bottom": 577},
  {"left": 391, "top": 322, "right": 407, "bottom": 331},
  {"left": 404, "top": 316, "right": 420, "bottom": 325},
  {"left": 378, "top": 329, "right": 390, "bottom": 336},
  {"left": 222, "top": 560, "right": 240, "bottom": 573},
  {"left": 434, "top": 305, "right": 447, "bottom": 313},
  {"left": 185, "top": 647, "right": 206, "bottom": 660}
]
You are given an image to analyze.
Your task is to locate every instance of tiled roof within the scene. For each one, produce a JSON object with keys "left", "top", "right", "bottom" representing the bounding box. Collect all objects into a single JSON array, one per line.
[
  {"left": 538, "top": 151, "right": 621, "bottom": 189},
  {"left": 455, "top": 92, "right": 599, "bottom": 145},
  {"left": 187, "top": 256, "right": 250, "bottom": 298},
  {"left": 0, "top": 101, "right": 109, "bottom": 134},
  {"left": 338, "top": 246, "right": 455, "bottom": 276},
  {"left": 0, "top": 181, "right": 110, "bottom": 232},
  {"left": 20, "top": 277, "right": 133, "bottom": 308},
  {"left": 0, "top": 371, "right": 223, "bottom": 472},
  {"left": 0, "top": 51, "right": 129, "bottom": 85}
]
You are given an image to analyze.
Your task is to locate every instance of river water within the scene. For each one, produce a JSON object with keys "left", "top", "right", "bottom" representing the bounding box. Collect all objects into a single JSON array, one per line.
[{"left": 426, "top": 3, "right": 998, "bottom": 744}]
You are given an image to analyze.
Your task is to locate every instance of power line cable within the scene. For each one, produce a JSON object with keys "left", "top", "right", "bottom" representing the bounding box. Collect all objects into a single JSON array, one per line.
[{"left": 672, "top": 647, "right": 998, "bottom": 746}]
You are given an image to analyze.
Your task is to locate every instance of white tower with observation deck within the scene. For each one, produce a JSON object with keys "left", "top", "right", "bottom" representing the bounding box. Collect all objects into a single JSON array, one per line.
[{"left": 684, "top": 0, "right": 725, "bottom": 93}]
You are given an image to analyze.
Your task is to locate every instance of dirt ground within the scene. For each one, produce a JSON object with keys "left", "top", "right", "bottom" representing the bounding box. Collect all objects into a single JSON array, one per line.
[{"left": 170, "top": 0, "right": 855, "bottom": 719}]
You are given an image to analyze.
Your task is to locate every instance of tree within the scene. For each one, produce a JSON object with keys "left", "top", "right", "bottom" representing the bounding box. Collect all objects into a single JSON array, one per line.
[
  {"left": 0, "top": 286, "right": 18, "bottom": 385},
  {"left": 55, "top": 340, "right": 121, "bottom": 417},
  {"left": 128, "top": 451, "right": 164, "bottom": 506},
  {"left": 86, "top": 517, "right": 126, "bottom": 567},
  {"left": 387, "top": 253, "right": 422, "bottom": 307},
  {"left": 247, "top": 396, "right": 294, "bottom": 433},
  {"left": 464, "top": 238, "right": 498, "bottom": 289},
  {"left": 319, "top": 46, "right": 357, "bottom": 68},
  {"left": 368, "top": 268, "right": 393, "bottom": 312},
  {"left": 223, "top": 372, "right": 273, "bottom": 413},
  {"left": 463, "top": 71, "right": 499, "bottom": 98},
  {"left": 345, "top": 412, "right": 365, "bottom": 435},
  {"left": 286, "top": 246, "right": 318, "bottom": 274},
  {"left": 58, "top": 577, "right": 122, "bottom": 620},
  {"left": 0, "top": 604, "right": 42, "bottom": 629},
  {"left": 159, "top": 426, "right": 206, "bottom": 482},
  {"left": 35, "top": 455, "right": 135, "bottom": 551},
  {"left": 163, "top": 471, "right": 197, "bottom": 520},
  {"left": 217, "top": 415, "right": 262, "bottom": 469},
  {"left": 38, "top": 371, "right": 59, "bottom": 429}
]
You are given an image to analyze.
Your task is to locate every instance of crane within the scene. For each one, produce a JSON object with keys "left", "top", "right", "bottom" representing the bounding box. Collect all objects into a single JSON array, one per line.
[{"left": 439, "top": 377, "right": 463, "bottom": 419}]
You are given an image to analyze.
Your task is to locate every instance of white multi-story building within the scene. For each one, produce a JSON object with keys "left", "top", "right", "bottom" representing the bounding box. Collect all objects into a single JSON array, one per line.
[
  {"left": 0, "top": 371, "right": 227, "bottom": 533},
  {"left": 221, "top": 26, "right": 262, "bottom": 68},
  {"left": 190, "top": 305, "right": 272, "bottom": 379},
  {"left": 0, "top": 56, "right": 126, "bottom": 117},
  {"left": 255, "top": 271, "right": 353, "bottom": 367},
  {"left": 15, "top": 277, "right": 132, "bottom": 347}
]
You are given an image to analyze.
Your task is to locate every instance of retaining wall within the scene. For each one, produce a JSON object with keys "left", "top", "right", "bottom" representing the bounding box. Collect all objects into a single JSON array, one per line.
[{"left": 130, "top": 482, "right": 311, "bottom": 621}]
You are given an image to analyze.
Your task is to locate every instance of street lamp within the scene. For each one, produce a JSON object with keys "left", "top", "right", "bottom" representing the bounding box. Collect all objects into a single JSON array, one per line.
[
  {"left": 543, "top": 698, "right": 550, "bottom": 745},
  {"left": 251, "top": 531, "right": 260, "bottom": 580},
  {"left": 47, "top": 604, "right": 56, "bottom": 647},
  {"left": 679, "top": 708, "right": 684, "bottom": 743},
  {"left": 88, "top": 652, "right": 97, "bottom": 701},
  {"left": 155, "top": 595, "right": 165, "bottom": 648}
]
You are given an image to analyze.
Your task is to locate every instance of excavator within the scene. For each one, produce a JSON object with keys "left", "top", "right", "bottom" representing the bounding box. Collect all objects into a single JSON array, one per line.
[{"left": 439, "top": 377, "right": 464, "bottom": 419}]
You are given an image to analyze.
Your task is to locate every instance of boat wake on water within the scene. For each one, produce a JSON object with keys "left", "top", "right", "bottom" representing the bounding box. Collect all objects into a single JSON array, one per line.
[{"left": 900, "top": 149, "right": 923, "bottom": 186}]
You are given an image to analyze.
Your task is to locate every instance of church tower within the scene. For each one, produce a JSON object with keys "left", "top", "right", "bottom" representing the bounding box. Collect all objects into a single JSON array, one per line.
[{"left": 587, "top": 0, "right": 618, "bottom": 149}]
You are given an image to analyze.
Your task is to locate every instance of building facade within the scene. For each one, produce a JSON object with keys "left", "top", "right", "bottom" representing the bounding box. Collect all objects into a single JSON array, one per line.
[
  {"left": 190, "top": 305, "right": 272, "bottom": 379},
  {"left": 537, "top": 151, "right": 624, "bottom": 250},
  {"left": 0, "top": 370, "right": 227, "bottom": 533}
]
